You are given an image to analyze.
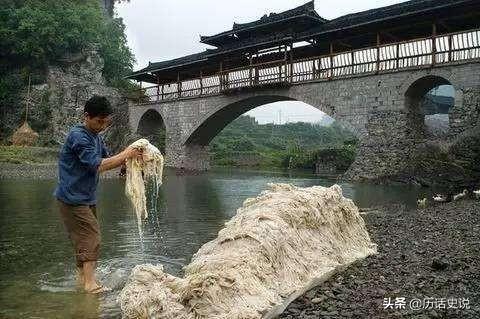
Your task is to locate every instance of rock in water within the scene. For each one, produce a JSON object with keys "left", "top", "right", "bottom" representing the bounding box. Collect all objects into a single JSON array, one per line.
[{"left": 118, "top": 183, "right": 377, "bottom": 319}]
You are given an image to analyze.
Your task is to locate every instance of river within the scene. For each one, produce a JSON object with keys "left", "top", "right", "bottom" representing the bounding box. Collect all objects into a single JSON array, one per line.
[{"left": 0, "top": 167, "right": 426, "bottom": 318}]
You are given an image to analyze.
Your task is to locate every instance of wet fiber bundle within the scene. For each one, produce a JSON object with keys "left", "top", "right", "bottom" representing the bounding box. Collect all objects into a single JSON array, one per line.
[
  {"left": 118, "top": 183, "right": 377, "bottom": 319},
  {"left": 125, "top": 138, "right": 164, "bottom": 231}
]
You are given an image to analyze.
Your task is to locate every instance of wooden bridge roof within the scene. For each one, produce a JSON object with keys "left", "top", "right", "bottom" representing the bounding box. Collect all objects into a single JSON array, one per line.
[
  {"left": 128, "top": 0, "right": 480, "bottom": 84},
  {"left": 199, "top": 1, "right": 328, "bottom": 47}
]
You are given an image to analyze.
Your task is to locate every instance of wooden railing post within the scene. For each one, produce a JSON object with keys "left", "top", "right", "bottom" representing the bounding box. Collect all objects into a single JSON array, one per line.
[
  {"left": 351, "top": 51, "right": 355, "bottom": 75},
  {"left": 376, "top": 33, "right": 380, "bottom": 74},
  {"left": 156, "top": 78, "right": 160, "bottom": 102},
  {"left": 396, "top": 43, "right": 400, "bottom": 69},
  {"left": 199, "top": 70, "right": 203, "bottom": 95},
  {"left": 278, "top": 46, "right": 282, "bottom": 83},
  {"left": 312, "top": 59, "right": 316, "bottom": 80},
  {"left": 224, "top": 70, "right": 228, "bottom": 90},
  {"left": 432, "top": 23, "right": 437, "bottom": 66},
  {"left": 448, "top": 34, "right": 453, "bottom": 62},
  {"left": 177, "top": 72, "right": 182, "bottom": 98},
  {"left": 284, "top": 46, "right": 288, "bottom": 82},
  {"left": 137, "top": 81, "right": 142, "bottom": 104},
  {"left": 249, "top": 53, "right": 253, "bottom": 86},
  {"left": 289, "top": 44, "right": 293, "bottom": 83},
  {"left": 317, "top": 57, "right": 321, "bottom": 78},
  {"left": 329, "top": 43, "right": 333, "bottom": 79},
  {"left": 219, "top": 61, "right": 223, "bottom": 91},
  {"left": 161, "top": 84, "right": 164, "bottom": 101}
]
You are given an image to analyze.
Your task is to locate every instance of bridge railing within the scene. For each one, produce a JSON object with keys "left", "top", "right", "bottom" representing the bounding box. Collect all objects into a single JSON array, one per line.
[{"left": 132, "top": 28, "right": 480, "bottom": 104}]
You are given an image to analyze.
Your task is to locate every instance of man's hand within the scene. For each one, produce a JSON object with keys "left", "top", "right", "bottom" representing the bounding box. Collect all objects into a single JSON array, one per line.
[
  {"left": 122, "top": 146, "right": 143, "bottom": 161},
  {"left": 98, "top": 146, "right": 143, "bottom": 173}
]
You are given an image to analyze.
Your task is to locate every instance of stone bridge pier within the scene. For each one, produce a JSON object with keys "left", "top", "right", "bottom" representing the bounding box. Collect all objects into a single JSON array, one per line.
[{"left": 129, "top": 63, "right": 480, "bottom": 180}]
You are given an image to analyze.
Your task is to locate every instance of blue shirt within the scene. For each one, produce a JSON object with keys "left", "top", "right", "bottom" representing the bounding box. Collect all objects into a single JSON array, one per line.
[{"left": 54, "top": 124, "right": 109, "bottom": 205}]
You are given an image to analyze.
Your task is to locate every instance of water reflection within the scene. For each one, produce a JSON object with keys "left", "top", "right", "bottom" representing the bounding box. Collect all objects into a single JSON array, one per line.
[
  {"left": 0, "top": 167, "right": 431, "bottom": 318},
  {"left": 158, "top": 172, "right": 227, "bottom": 262}
]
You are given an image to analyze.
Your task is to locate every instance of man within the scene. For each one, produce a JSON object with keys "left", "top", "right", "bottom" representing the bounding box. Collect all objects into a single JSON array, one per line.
[{"left": 54, "top": 95, "right": 141, "bottom": 294}]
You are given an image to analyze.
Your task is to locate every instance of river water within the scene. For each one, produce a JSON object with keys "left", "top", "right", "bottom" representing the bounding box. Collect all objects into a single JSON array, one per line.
[{"left": 0, "top": 167, "right": 427, "bottom": 318}]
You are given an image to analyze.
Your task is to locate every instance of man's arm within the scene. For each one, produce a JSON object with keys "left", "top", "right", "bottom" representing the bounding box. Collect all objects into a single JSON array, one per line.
[{"left": 98, "top": 147, "right": 141, "bottom": 173}]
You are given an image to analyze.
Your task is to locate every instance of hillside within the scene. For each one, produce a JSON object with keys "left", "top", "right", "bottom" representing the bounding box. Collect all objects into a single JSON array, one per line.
[
  {"left": 210, "top": 115, "right": 358, "bottom": 170},
  {"left": 0, "top": 0, "right": 135, "bottom": 149}
]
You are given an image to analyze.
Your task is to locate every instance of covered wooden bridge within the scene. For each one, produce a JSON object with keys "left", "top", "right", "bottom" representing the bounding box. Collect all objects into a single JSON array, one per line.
[{"left": 127, "top": 0, "right": 480, "bottom": 104}]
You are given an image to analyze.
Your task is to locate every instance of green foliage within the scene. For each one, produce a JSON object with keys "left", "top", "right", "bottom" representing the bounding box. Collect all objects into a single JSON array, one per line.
[
  {"left": 282, "top": 141, "right": 316, "bottom": 169},
  {"left": 231, "top": 136, "right": 256, "bottom": 152},
  {"left": 99, "top": 17, "right": 135, "bottom": 86},
  {"left": 0, "top": 0, "right": 135, "bottom": 139},
  {"left": 2, "top": 1, "right": 95, "bottom": 67},
  {"left": 311, "top": 143, "right": 358, "bottom": 171},
  {"left": 210, "top": 115, "right": 358, "bottom": 170},
  {"left": 0, "top": 145, "right": 59, "bottom": 164},
  {"left": 0, "top": 70, "right": 23, "bottom": 110},
  {"left": 0, "top": 0, "right": 134, "bottom": 78}
]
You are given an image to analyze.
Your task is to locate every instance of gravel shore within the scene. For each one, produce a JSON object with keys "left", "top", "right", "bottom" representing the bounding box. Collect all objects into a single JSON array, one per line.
[
  {"left": 281, "top": 200, "right": 480, "bottom": 319},
  {"left": 0, "top": 163, "right": 121, "bottom": 179}
]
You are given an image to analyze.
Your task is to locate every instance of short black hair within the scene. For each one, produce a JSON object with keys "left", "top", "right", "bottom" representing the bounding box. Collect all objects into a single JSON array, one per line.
[{"left": 84, "top": 95, "right": 113, "bottom": 117}]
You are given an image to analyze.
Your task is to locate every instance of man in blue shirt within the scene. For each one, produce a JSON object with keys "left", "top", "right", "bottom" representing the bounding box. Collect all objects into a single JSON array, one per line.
[{"left": 55, "top": 95, "right": 141, "bottom": 294}]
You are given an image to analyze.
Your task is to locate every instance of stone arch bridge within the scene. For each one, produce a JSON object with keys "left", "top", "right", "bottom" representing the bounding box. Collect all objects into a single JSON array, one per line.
[
  {"left": 127, "top": 1, "right": 480, "bottom": 180},
  {"left": 129, "top": 63, "right": 480, "bottom": 179}
]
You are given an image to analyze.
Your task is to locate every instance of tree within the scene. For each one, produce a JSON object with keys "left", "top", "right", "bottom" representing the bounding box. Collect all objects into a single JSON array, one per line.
[
  {"left": 0, "top": 0, "right": 135, "bottom": 139},
  {"left": 0, "top": 0, "right": 134, "bottom": 81}
]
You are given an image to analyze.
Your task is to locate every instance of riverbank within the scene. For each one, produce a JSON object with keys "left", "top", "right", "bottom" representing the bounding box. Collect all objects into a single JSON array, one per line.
[
  {"left": 0, "top": 162, "right": 121, "bottom": 179},
  {"left": 0, "top": 162, "right": 331, "bottom": 180},
  {"left": 0, "top": 145, "right": 59, "bottom": 164},
  {"left": 281, "top": 200, "right": 480, "bottom": 318}
]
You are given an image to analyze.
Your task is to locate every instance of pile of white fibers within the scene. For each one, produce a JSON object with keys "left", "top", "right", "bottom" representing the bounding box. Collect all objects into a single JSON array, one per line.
[
  {"left": 118, "top": 183, "right": 377, "bottom": 319},
  {"left": 125, "top": 138, "right": 164, "bottom": 229}
]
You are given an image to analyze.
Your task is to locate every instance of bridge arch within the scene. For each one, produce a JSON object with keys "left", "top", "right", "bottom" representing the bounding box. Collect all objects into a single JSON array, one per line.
[
  {"left": 185, "top": 95, "right": 294, "bottom": 145},
  {"left": 404, "top": 75, "right": 455, "bottom": 139},
  {"left": 184, "top": 94, "right": 355, "bottom": 146},
  {"left": 137, "top": 108, "right": 166, "bottom": 152}
]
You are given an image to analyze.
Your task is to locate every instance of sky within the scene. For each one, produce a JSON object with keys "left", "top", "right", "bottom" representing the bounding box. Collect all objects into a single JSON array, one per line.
[{"left": 115, "top": 0, "right": 451, "bottom": 125}]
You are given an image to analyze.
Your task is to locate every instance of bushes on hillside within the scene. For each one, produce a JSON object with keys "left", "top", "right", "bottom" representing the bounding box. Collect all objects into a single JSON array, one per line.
[{"left": 210, "top": 115, "right": 359, "bottom": 170}]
